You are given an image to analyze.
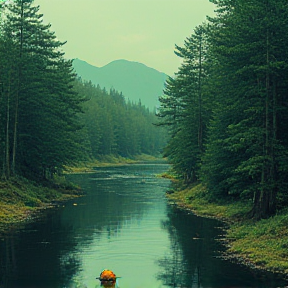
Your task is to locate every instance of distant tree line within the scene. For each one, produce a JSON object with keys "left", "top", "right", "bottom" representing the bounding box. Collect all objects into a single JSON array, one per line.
[
  {"left": 157, "top": 0, "right": 288, "bottom": 219},
  {"left": 0, "top": 0, "right": 165, "bottom": 181},
  {"left": 76, "top": 81, "right": 166, "bottom": 158}
]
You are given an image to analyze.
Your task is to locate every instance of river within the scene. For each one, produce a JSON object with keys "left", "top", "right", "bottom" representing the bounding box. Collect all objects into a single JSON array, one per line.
[{"left": 0, "top": 163, "right": 287, "bottom": 288}]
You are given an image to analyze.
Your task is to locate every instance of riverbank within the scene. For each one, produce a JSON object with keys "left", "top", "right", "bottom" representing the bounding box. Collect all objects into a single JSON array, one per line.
[
  {"left": 0, "top": 176, "right": 82, "bottom": 233},
  {"left": 0, "top": 155, "right": 162, "bottom": 233},
  {"left": 167, "top": 182, "right": 288, "bottom": 279},
  {"left": 64, "top": 154, "right": 161, "bottom": 174}
]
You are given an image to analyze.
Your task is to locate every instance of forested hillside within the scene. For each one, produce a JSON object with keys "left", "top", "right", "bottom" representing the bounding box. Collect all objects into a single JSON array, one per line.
[
  {"left": 75, "top": 81, "right": 167, "bottom": 158},
  {"left": 158, "top": 0, "right": 288, "bottom": 220},
  {"left": 73, "top": 58, "right": 168, "bottom": 111},
  {"left": 0, "top": 0, "right": 166, "bottom": 181}
]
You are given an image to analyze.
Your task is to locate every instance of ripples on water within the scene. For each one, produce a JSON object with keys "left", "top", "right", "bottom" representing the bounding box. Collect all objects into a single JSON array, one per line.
[{"left": 0, "top": 163, "right": 287, "bottom": 288}]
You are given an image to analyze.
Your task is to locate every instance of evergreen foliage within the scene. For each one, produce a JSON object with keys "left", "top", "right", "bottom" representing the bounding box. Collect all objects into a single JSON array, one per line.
[
  {"left": 0, "top": 0, "right": 165, "bottom": 182},
  {"left": 0, "top": 0, "right": 86, "bottom": 179},
  {"left": 157, "top": 24, "right": 210, "bottom": 183},
  {"left": 158, "top": 0, "right": 288, "bottom": 219},
  {"left": 77, "top": 81, "right": 167, "bottom": 158}
]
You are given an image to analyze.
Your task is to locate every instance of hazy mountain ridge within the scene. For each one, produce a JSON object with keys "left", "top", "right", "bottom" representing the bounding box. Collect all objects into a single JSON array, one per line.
[{"left": 72, "top": 58, "right": 168, "bottom": 110}]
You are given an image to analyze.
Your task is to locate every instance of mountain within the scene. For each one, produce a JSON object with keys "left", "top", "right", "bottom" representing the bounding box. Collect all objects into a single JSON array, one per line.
[{"left": 72, "top": 58, "right": 168, "bottom": 110}]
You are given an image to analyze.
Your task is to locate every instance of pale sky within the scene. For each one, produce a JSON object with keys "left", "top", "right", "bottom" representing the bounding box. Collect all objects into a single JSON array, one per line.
[{"left": 34, "top": 0, "right": 215, "bottom": 76}]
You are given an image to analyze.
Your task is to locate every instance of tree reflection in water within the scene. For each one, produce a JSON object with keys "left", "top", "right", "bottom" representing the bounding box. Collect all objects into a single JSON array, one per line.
[
  {"left": 157, "top": 219, "right": 202, "bottom": 288},
  {"left": 0, "top": 218, "right": 82, "bottom": 288},
  {"left": 1, "top": 233, "right": 17, "bottom": 288},
  {"left": 156, "top": 205, "right": 288, "bottom": 288}
]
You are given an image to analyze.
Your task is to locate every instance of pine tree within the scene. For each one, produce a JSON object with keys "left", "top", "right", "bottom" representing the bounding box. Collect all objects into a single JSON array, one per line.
[
  {"left": 157, "top": 24, "right": 210, "bottom": 182},
  {"left": 78, "top": 80, "right": 164, "bottom": 159},
  {"left": 1, "top": 0, "right": 87, "bottom": 179},
  {"left": 202, "top": 0, "right": 288, "bottom": 218},
  {"left": 0, "top": 33, "right": 18, "bottom": 178}
]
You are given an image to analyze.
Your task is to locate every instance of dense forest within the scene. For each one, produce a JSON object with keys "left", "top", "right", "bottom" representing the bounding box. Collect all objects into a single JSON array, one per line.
[
  {"left": 158, "top": 0, "right": 288, "bottom": 220},
  {"left": 0, "top": 0, "right": 166, "bottom": 181},
  {"left": 77, "top": 82, "right": 166, "bottom": 158},
  {"left": 4, "top": 0, "right": 288, "bottom": 222}
]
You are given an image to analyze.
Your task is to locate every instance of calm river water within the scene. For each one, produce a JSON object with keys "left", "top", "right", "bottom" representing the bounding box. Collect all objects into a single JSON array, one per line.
[{"left": 0, "top": 163, "right": 287, "bottom": 288}]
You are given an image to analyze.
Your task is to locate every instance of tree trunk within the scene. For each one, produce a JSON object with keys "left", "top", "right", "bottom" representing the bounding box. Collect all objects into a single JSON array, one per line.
[
  {"left": 12, "top": 0, "right": 24, "bottom": 175},
  {"left": 198, "top": 32, "right": 203, "bottom": 152},
  {"left": 5, "top": 70, "right": 11, "bottom": 178},
  {"left": 250, "top": 26, "right": 277, "bottom": 219}
]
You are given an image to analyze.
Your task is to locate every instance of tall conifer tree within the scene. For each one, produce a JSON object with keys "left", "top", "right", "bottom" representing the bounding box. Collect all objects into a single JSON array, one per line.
[
  {"left": 1, "top": 0, "right": 86, "bottom": 179},
  {"left": 202, "top": 0, "right": 288, "bottom": 218},
  {"left": 158, "top": 24, "right": 210, "bottom": 182}
]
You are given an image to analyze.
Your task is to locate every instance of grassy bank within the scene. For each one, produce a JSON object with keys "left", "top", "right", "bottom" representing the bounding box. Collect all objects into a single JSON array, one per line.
[
  {"left": 0, "top": 155, "right": 161, "bottom": 233},
  {"left": 0, "top": 176, "right": 82, "bottom": 233},
  {"left": 65, "top": 154, "right": 161, "bottom": 174},
  {"left": 167, "top": 183, "right": 288, "bottom": 278}
]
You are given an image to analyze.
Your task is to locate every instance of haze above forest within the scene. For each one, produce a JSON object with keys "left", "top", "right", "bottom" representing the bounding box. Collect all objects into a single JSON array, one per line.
[
  {"left": 73, "top": 59, "right": 168, "bottom": 111},
  {"left": 33, "top": 0, "right": 215, "bottom": 76}
]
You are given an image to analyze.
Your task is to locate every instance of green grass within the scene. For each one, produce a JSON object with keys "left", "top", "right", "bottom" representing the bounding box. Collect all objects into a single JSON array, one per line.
[
  {"left": 226, "top": 211, "right": 288, "bottom": 274},
  {"left": 65, "top": 154, "right": 162, "bottom": 174},
  {"left": 0, "top": 155, "right": 162, "bottom": 230},
  {"left": 167, "top": 184, "right": 288, "bottom": 276},
  {"left": 167, "top": 183, "right": 250, "bottom": 220},
  {"left": 0, "top": 176, "right": 82, "bottom": 231}
]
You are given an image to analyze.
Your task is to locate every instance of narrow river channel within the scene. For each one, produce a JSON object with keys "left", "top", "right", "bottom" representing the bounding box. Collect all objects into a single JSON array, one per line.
[{"left": 0, "top": 163, "right": 287, "bottom": 288}]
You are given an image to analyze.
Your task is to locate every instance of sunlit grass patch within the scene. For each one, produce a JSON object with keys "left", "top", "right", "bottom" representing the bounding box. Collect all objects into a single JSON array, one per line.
[
  {"left": 156, "top": 171, "right": 177, "bottom": 181},
  {"left": 227, "top": 234, "right": 288, "bottom": 273},
  {"left": 0, "top": 176, "right": 82, "bottom": 231},
  {"left": 0, "top": 201, "right": 33, "bottom": 228},
  {"left": 225, "top": 211, "right": 288, "bottom": 274},
  {"left": 64, "top": 155, "right": 136, "bottom": 173},
  {"left": 132, "top": 154, "right": 161, "bottom": 161},
  {"left": 167, "top": 183, "right": 251, "bottom": 221},
  {"left": 65, "top": 154, "right": 164, "bottom": 173}
]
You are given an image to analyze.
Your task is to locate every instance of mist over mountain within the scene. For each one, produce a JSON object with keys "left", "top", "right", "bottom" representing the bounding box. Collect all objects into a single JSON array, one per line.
[{"left": 72, "top": 58, "right": 168, "bottom": 110}]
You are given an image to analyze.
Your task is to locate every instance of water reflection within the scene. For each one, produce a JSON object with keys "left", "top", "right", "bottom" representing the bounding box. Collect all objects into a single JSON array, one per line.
[
  {"left": 157, "top": 206, "right": 288, "bottom": 288},
  {"left": 0, "top": 218, "right": 81, "bottom": 288},
  {"left": 0, "top": 164, "right": 171, "bottom": 288},
  {"left": 0, "top": 164, "right": 287, "bottom": 288},
  {"left": 157, "top": 206, "right": 221, "bottom": 288}
]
